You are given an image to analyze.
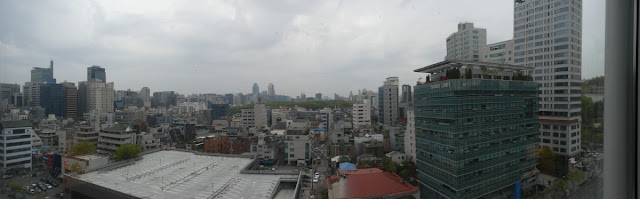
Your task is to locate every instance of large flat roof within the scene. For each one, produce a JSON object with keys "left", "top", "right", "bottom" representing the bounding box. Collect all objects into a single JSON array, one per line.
[
  {"left": 414, "top": 60, "right": 533, "bottom": 73},
  {"left": 74, "top": 150, "right": 296, "bottom": 199}
]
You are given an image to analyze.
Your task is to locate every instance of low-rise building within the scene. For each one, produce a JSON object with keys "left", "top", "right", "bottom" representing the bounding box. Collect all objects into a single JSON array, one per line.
[
  {"left": 63, "top": 154, "right": 109, "bottom": 172},
  {"left": 203, "top": 135, "right": 251, "bottom": 154},
  {"left": 284, "top": 129, "right": 311, "bottom": 166},
  {"left": 0, "top": 120, "right": 33, "bottom": 170},
  {"left": 327, "top": 169, "right": 417, "bottom": 199},
  {"left": 385, "top": 151, "right": 407, "bottom": 164},
  {"left": 97, "top": 124, "right": 137, "bottom": 155}
]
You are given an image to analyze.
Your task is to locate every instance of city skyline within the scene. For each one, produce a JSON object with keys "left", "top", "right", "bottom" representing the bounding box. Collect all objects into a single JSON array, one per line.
[{"left": 0, "top": 0, "right": 604, "bottom": 96}]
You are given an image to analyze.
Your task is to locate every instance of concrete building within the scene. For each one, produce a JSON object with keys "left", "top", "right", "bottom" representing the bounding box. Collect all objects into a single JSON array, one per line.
[
  {"left": 481, "top": 39, "right": 514, "bottom": 64},
  {"left": 254, "top": 104, "right": 267, "bottom": 128},
  {"left": 414, "top": 60, "right": 539, "bottom": 199},
  {"left": 0, "top": 120, "right": 33, "bottom": 170},
  {"left": 267, "top": 83, "right": 275, "bottom": 99},
  {"left": 403, "top": 108, "right": 416, "bottom": 162},
  {"left": 23, "top": 82, "right": 42, "bottom": 107},
  {"left": 97, "top": 124, "right": 137, "bottom": 155},
  {"left": 75, "top": 126, "right": 99, "bottom": 146},
  {"left": 0, "top": 83, "right": 20, "bottom": 106},
  {"left": 445, "top": 22, "right": 487, "bottom": 61},
  {"left": 63, "top": 154, "right": 109, "bottom": 172},
  {"left": 139, "top": 87, "right": 151, "bottom": 108},
  {"left": 352, "top": 99, "right": 371, "bottom": 129},
  {"left": 385, "top": 151, "right": 407, "bottom": 164},
  {"left": 152, "top": 91, "right": 176, "bottom": 107},
  {"left": 284, "top": 129, "right": 311, "bottom": 166},
  {"left": 62, "top": 82, "right": 78, "bottom": 118},
  {"left": 513, "top": 0, "right": 582, "bottom": 157},
  {"left": 78, "top": 80, "right": 115, "bottom": 114},
  {"left": 378, "top": 77, "right": 399, "bottom": 126},
  {"left": 315, "top": 93, "right": 322, "bottom": 101},
  {"left": 203, "top": 135, "right": 251, "bottom": 154},
  {"left": 64, "top": 150, "right": 299, "bottom": 199},
  {"left": 252, "top": 83, "right": 259, "bottom": 104},
  {"left": 87, "top": 65, "right": 106, "bottom": 82}
]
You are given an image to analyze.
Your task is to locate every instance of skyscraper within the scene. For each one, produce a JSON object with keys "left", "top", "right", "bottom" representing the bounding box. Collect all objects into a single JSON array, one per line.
[
  {"left": 39, "top": 82, "right": 64, "bottom": 117},
  {"left": 378, "top": 77, "right": 399, "bottom": 126},
  {"left": 62, "top": 82, "right": 78, "bottom": 118},
  {"left": 401, "top": 84, "right": 413, "bottom": 103},
  {"left": 445, "top": 22, "right": 487, "bottom": 61},
  {"left": 513, "top": 0, "right": 582, "bottom": 157},
  {"left": 414, "top": 60, "right": 539, "bottom": 199},
  {"left": 23, "top": 82, "right": 42, "bottom": 107},
  {"left": 78, "top": 79, "right": 114, "bottom": 114},
  {"left": 0, "top": 83, "right": 21, "bottom": 106},
  {"left": 87, "top": 65, "right": 106, "bottom": 82},
  {"left": 252, "top": 83, "right": 259, "bottom": 104},
  {"left": 268, "top": 83, "right": 275, "bottom": 97},
  {"left": 315, "top": 93, "right": 322, "bottom": 101},
  {"left": 31, "top": 67, "right": 53, "bottom": 83},
  {"left": 139, "top": 87, "right": 151, "bottom": 108}
]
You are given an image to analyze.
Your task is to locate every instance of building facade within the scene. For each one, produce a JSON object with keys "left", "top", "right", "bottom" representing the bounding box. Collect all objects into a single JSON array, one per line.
[
  {"left": 39, "top": 83, "right": 64, "bottom": 117},
  {"left": 87, "top": 65, "right": 106, "bottom": 82},
  {"left": 352, "top": 99, "right": 371, "bottom": 129},
  {"left": 414, "top": 61, "right": 539, "bottom": 199},
  {"left": 445, "top": 22, "right": 487, "bottom": 61},
  {"left": 97, "top": 125, "right": 137, "bottom": 155},
  {"left": 403, "top": 108, "right": 416, "bottom": 162},
  {"left": 252, "top": 83, "right": 259, "bottom": 104},
  {"left": 378, "top": 77, "right": 399, "bottom": 126},
  {"left": 62, "top": 82, "right": 78, "bottom": 118},
  {"left": 284, "top": 129, "right": 311, "bottom": 166},
  {"left": 481, "top": 40, "right": 514, "bottom": 64},
  {"left": 139, "top": 87, "right": 151, "bottom": 108},
  {"left": 513, "top": 0, "right": 582, "bottom": 157},
  {"left": 0, "top": 121, "right": 33, "bottom": 170}
]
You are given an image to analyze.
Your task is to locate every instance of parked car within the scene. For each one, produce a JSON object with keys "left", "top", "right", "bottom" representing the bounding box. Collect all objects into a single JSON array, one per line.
[
  {"left": 314, "top": 173, "right": 320, "bottom": 178},
  {"left": 312, "top": 178, "right": 319, "bottom": 183},
  {"left": 46, "top": 184, "right": 52, "bottom": 189},
  {"left": 2, "top": 175, "right": 12, "bottom": 179},
  {"left": 29, "top": 189, "right": 35, "bottom": 194}
]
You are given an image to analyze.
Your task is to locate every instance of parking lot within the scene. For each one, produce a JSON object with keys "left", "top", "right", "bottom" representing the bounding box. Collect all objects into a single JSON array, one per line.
[{"left": 0, "top": 157, "right": 64, "bottom": 199}]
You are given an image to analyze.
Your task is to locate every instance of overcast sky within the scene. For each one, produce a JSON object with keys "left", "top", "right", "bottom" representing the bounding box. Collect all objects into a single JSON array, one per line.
[{"left": 0, "top": 0, "right": 605, "bottom": 97}]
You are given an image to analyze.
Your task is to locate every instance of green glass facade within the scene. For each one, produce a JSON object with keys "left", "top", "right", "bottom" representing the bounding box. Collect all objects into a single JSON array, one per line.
[{"left": 415, "top": 79, "right": 539, "bottom": 199}]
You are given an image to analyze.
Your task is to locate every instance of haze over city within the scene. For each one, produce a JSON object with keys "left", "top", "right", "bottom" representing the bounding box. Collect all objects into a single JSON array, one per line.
[{"left": 0, "top": 0, "right": 604, "bottom": 96}]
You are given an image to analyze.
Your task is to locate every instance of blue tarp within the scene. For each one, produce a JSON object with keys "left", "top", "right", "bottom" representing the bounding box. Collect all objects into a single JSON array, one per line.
[{"left": 339, "top": 163, "right": 357, "bottom": 170}]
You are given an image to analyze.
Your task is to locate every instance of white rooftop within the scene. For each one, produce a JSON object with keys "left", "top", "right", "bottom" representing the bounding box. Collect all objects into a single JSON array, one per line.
[{"left": 76, "top": 150, "right": 296, "bottom": 199}]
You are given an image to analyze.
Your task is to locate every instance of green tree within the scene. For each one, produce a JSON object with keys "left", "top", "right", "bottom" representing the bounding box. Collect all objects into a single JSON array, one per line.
[
  {"left": 398, "top": 160, "right": 417, "bottom": 181},
  {"left": 538, "top": 147, "right": 557, "bottom": 174},
  {"left": 382, "top": 156, "right": 399, "bottom": 173},
  {"left": 70, "top": 162, "right": 83, "bottom": 173},
  {"left": 68, "top": 141, "right": 97, "bottom": 157},
  {"left": 566, "top": 171, "right": 586, "bottom": 191},
  {"left": 581, "top": 95, "right": 595, "bottom": 125},
  {"left": 115, "top": 144, "right": 142, "bottom": 161},
  {"left": 549, "top": 178, "right": 568, "bottom": 199}
]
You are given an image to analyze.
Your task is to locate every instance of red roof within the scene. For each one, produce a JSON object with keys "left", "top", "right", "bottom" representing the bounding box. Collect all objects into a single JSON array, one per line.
[
  {"left": 337, "top": 168, "right": 383, "bottom": 175},
  {"left": 334, "top": 172, "right": 417, "bottom": 198}
]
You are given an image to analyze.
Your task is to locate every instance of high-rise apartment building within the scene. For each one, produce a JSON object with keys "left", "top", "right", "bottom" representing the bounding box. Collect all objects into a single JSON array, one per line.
[
  {"left": 62, "top": 82, "right": 78, "bottom": 118},
  {"left": 139, "top": 87, "right": 151, "bottom": 108},
  {"left": 152, "top": 91, "right": 176, "bottom": 107},
  {"left": 513, "top": 0, "right": 582, "bottom": 157},
  {"left": 414, "top": 60, "right": 539, "bottom": 199},
  {"left": 252, "top": 83, "right": 259, "bottom": 104},
  {"left": 481, "top": 40, "right": 514, "bottom": 64},
  {"left": 403, "top": 108, "right": 415, "bottom": 162},
  {"left": 0, "top": 120, "right": 33, "bottom": 170},
  {"left": 39, "top": 82, "right": 64, "bottom": 117},
  {"left": 315, "top": 93, "right": 322, "bottom": 101},
  {"left": 445, "top": 22, "right": 487, "bottom": 61},
  {"left": 352, "top": 99, "right": 371, "bottom": 129},
  {"left": 87, "top": 65, "right": 106, "bottom": 82},
  {"left": 378, "top": 77, "right": 399, "bottom": 126},
  {"left": 268, "top": 83, "right": 275, "bottom": 97}
]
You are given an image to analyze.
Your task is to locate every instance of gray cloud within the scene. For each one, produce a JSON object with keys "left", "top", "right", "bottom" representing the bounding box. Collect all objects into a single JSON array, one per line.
[{"left": 0, "top": 0, "right": 605, "bottom": 96}]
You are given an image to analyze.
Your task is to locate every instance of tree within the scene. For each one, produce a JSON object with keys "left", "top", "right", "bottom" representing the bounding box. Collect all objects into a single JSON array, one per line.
[
  {"left": 549, "top": 178, "right": 568, "bottom": 199},
  {"left": 70, "top": 162, "right": 82, "bottom": 173},
  {"left": 398, "top": 160, "right": 417, "bottom": 181},
  {"left": 115, "top": 144, "right": 142, "bottom": 161},
  {"left": 465, "top": 68, "right": 473, "bottom": 79},
  {"left": 566, "top": 171, "right": 586, "bottom": 191},
  {"left": 68, "top": 142, "right": 97, "bottom": 157},
  {"left": 581, "top": 95, "right": 595, "bottom": 125},
  {"left": 538, "top": 147, "right": 557, "bottom": 174}
]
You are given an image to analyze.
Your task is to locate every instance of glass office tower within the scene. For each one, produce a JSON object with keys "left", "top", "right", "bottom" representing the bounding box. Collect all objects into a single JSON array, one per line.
[{"left": 415, "top": 61, "right": 540, "bottom": 199}]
